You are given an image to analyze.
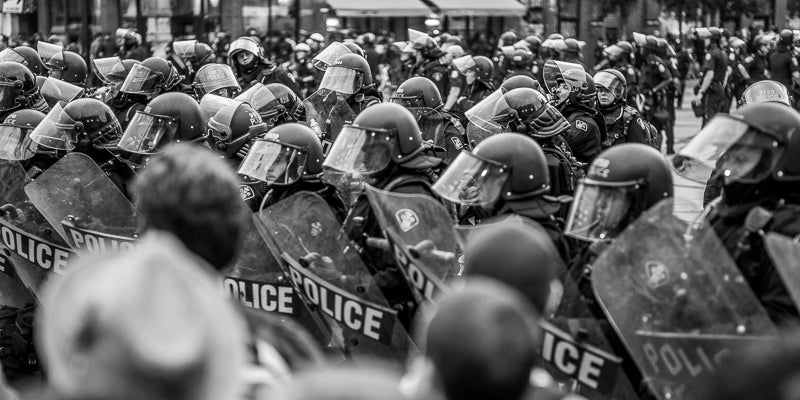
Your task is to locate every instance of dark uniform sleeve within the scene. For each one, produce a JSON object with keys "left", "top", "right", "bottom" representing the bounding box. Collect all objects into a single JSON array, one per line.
[
  {"left": 565, "top": 116, "right": 602, "bottom": 164},
  {"left": 426, "top": 66, "right": 449, "bottom": 100},
  {"left": 448, "top": 68, "right": 466, "bottom": 91},
  {"left": 442, "top": 123, "right": 467, "bottom": 165},
  {"left": 276, "top": 69, "right": 302, "bottom": 97},
  {"left": 701, "top": 51, "right": 715, "bottom": 73},
  {"left": 625, "top": 116, "right": 651, "bottom": 145}
]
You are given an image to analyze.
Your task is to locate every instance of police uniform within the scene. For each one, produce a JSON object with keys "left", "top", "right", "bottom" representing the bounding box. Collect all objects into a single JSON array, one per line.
[
  {"left": 561, "top": 107, "right": 603, "bottom": 165},
  {"left": 709, "top": 198, "right": 800, "bottom": 326},
  {"left": 768, "top": 44, "right": 799, "bottom": 89},
  {"left": 603, "top": 106, "right": 654, "bottom": 149},
  {"left": 640, "top": 54, "right": 674, "bottom": 146},
  {"left": 454, "top": 80, "right": 494, "bottom": 127},
  {"left": 700, "top": 45, "right": 729, "bottom": 125},
  {"left": 411, "top": 59, "right": 450, "bottom": 100},
  {"left": 612, "top": 60, "right": 639, "bottom": 108},
  {"left": 743, "top": 52, "right": 768, "bottom": 85}
]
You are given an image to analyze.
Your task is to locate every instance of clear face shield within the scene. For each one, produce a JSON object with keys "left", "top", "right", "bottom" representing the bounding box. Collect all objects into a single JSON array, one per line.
[
  {"left": 0, "top": 124, "right": 37, "bottom": 160},
  {"left": 318, "top": 65, "right": 364, "bottom": 95},
  {"left": 29, "top": 103, "right": 76, "bottom": 151},
  {"left": 116, "top": 110, "right": 178, "bottom": 155},
  {"left": 432, "top": 151, "right": 510, "bottom": 207},
  {"left": 676, "top": 114, "right": 784, "bottom": 185},
  {"left": 322, "top": 125, "right": 396, "bottom": 176},
  {"left": 237, "top": 139, "right": 308, "bottom": 186},
  {"left": 565, "top": 180, "right": 644, "bottom": 242}
]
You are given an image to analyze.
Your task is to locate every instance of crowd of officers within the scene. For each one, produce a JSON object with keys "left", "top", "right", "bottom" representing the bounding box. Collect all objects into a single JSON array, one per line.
[{"left": 1, "top": 21, "right": 800, "bottom": 400}]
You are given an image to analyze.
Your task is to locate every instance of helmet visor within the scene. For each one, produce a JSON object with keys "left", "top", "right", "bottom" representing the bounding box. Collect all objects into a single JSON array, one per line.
[
  {"left": 432, "top": 151, "right": 509, "bottom": 207},
  {"left": 120, "top": 63, "right": 165, "bottom": 95},
  {"left": 676, "top": 115, "right": 782, "bottom": 184},
  {"left": 0, "top": 125, "right": 37, "bottom": 160},
  {"left": 172, "top": 40, "right": 197, "bottom": 58},
  {"left": 465, "top": 89, "right": 511, "bottom": 135},
  {"left": 200, "top": 94, "right": 242, "bottom": 125},
  {"left": 543, "top": 60, "right": 586, "bottom": 94},
  {"left": 237, "top": 139, "right": 307, "bottom": 185},
  {"left": 38, "top": 42, "right": 65, "bottom": 70},
  {"left": 565, "top": 181, "right": 640, "bottom": 242},
  {"left": 311, "top": 42, "right": 350, "bottom": 71},
  {"left": 193, "top": 64, "right": 240, "bottom": 97},
  {"left": 235, "top": 83, "right": 278, "bottom": 114},
  {"left": 319, "top": 66, "right": 363, "bottom": 94},
  {"left": 594, "top": 71, "right": 625, "bottom": 100},
  {"left": 742, "top": 81, "right": 791, "bottom": 106},
  {"left": 117, "top": 111, "right": 177, "bottom": 154},
  {"left": 29, "top": 103, "right": 76, "bottom": 151},
  {"left": 322, "top": 125, "right": 396, "bottom": 175},
  {"left": 229, "top": 38, "right": 261, "bottom": 58},
  {"left": 0, "top": 81, "right": 22, "bottom": 112},
  {"left": 92, "top": 57, "right": 127, "bottom": 84},
  {"left": 0, "top": 48, "right": 26, "bottom": 64},
  {"left": 452, "top": 55, "right": 477, "bottom": 74},
  {"left": 39, "top": 77, "right": 84, "bottom": 105}
]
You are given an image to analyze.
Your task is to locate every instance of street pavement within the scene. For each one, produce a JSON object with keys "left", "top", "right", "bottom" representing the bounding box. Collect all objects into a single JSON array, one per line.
[{"left": 666, "top": 80, "right": 706, "bottom": 223}]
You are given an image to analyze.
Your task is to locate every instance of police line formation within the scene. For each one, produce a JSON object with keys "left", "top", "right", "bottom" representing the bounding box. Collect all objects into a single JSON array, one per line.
[{"left": 0, "top": 24, "right": 798, "bottom": 400}]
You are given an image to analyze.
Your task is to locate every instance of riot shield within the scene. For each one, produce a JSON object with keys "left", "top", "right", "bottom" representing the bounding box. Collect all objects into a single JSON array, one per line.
[
  {"left": 0, "top": 160, "right": 72, "bottom": 299},
  {"left": 222, "top": 214, "right": 340, "bottom": 354},
  {"left": 593, "top": 199, "right": 777, "bottom": 400},
  {"left": 253, "top": 191, "right": 415, "bottom": 364},
  {"left": 24, "top": 152, "right": 139, "bottom": 253},
  {"left": 364, "top": 186, "right": 459, "bottom": 304},
  {"left": 765, "top": 233, "right": 800, "bottom": 308},
  {"left": 304, "top": 89, "right": 356, "bottom": 154}
]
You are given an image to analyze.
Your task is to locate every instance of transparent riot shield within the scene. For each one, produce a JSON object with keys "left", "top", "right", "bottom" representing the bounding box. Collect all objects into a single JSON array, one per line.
[
  {"left": 24, "top": 152, "right": 139, "bottom": 253},
  {"left": 364, "top": 186, "right": 459, "bottom": 304},
  {"left": 0, "top": 160, "right": 72, "bottom": 300},
  {"left": 222, "top": 214, "right": 340, "bottom": 355},
  {"left": 253, "top": 191, "right": 416, "bottom": 364},
  {"left": 464, "top": 89, "right": 505, "bottom": 147},
  {"left": 593, "top": 200, "right": 777, "bottom": 400},
  {"left": 765, "top": 233, "right": 800, "bottom": 308},
  {"left": 304, "top": 89, "right": 357, "bottom": 154}
]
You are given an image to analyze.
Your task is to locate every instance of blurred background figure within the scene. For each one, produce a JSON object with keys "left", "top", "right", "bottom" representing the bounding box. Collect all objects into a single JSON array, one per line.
[{"left": 36, "top": 233, "right": 248, "bottom": 400}]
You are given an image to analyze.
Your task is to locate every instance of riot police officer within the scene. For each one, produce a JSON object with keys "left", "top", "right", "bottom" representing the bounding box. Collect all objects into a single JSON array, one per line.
[
  {"left": 636, "top": 33, "right": 675, "bottom": 151},
  {"left": 0, "top": 61, "right": 49, "bottom": 119},
  {"left": 406, "top": 32, "right": 450, "bottom": 100},
  {"left": 544, "top": 60, "right": 604, "bottom": 165},
  {"left": 742, "top": 33, "right": 772, "bottom": 86},
  {"left": 452, "top": 55, "right": 495, "bottom": 126},
  {"left": 680, "top": 103, "right": 800, "bottom": 325},
  {"left": 237, "top": 123, "right": 344, "bottom": 215},
  {"left": 29, "top": 98, "right": 134, "bottom": 194},
  {"left": 114, "top": 92, "right": 206, "bottom": 171},
  {"left": 228, "top": 36, "right": 300, "bottom": 96},
  {"left": 322, "top": 103, "right": 443, "bottom": 326},
  {"left": 594, "top": 69, "right": 657, "bottom": 148},
  {"left": 433, "top": 133, "right": 573, "bottom": 262},
  {"left": 770, "top": 29, "right": 800, "bottom": 112},
  {"left": 692, "top": 27, "right": 729, "bottom": 127},
  {"left": 389, "top": 76, "right": 467, "bottom": 165}
]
